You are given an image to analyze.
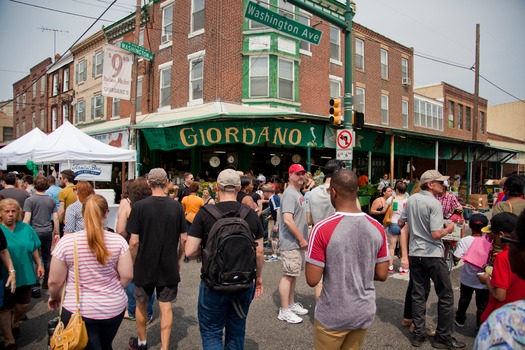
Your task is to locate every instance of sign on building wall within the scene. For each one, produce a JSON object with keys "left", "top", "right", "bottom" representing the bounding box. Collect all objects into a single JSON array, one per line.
[
  {"left": 93, "top": 130, "right": 130, "bottom": 150},
  {"left": 60, "top": 162, "right": 112, "bottom": 181},
  {"left": 102, "top": 44, "right": 133, "bottom": 100}
]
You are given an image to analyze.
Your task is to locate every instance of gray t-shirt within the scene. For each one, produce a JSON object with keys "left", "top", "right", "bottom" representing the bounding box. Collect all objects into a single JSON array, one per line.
[
  {"left": 279, "top": 185, "right": 308, "bottom": 251},
  {"left": 23, "top": 193, "right": 57, "bottom": 235},
  {"left": 0, "top": 187, "right": 30, "bottom": 209},
  {"left": 399, "top": 190, "right": 444, "bottom": 258},
  {"left": 307, "top": 183, "right": 335, "bottom": 225}
]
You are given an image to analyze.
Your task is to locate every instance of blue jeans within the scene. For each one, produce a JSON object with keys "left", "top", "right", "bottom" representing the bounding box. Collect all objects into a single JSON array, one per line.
[
  {"left": 198, "top": 281, "right": 255, "bottom": 350},
  {"left": 125, "top": 281, "right": 154, "bottom": 318}
]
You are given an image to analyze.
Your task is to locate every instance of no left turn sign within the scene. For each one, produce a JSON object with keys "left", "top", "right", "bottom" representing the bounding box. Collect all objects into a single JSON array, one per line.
[{"left": 337, "top": 129, "right": 354, "bottom": 150}]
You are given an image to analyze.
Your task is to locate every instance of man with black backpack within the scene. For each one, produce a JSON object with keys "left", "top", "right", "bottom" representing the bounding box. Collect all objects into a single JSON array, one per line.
[{"left": 185, "top": 168, "right": 265, "bottom": 349}]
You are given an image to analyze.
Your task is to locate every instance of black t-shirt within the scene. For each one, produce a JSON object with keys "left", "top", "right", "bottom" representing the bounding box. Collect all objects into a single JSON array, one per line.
[
  {"left": 176, "top": 184, "right": 191, "bottom": 202},
  {"left": 126, "top": 196, "right": 187, "bottom": 287},
  {"left": 0, "top": 230, "right": 7, "bottom": 281},
  {"left": 189, "top": 201, "right": 264, "bottom": 246}
]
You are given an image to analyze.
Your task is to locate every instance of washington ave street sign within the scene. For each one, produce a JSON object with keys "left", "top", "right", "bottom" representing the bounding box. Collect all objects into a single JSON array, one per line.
[
  {"left": 245, "top": 1, "right": 322, "bottom": 45},
  {"left": 119, "top": 42, "right": 154, "bottom": 61}
]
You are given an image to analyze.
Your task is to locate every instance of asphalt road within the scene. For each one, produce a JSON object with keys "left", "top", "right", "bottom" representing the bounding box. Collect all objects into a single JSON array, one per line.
[{"left": 13, "top": 256, "right": 478, "bottom": 350}]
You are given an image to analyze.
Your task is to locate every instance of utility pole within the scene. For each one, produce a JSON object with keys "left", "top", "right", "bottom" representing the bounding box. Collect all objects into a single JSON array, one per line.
[
  {"left": 472, "top": 24, "right": 480, "bottom": 142},
  {"left": 39, "top": 27, "right": 69, "bottom": 60},
  {"left": 128, "top": 0, "right": 141, "bottom": 179}
]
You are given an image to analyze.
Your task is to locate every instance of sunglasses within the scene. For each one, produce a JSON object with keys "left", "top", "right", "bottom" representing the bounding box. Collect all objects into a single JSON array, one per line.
[{"left": 500, "top": 235, "right": 521, "bottom": 244}]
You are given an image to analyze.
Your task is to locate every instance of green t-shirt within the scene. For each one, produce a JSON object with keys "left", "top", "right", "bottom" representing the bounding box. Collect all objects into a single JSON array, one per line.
[{"left": 1, "top": 223, "right": 41, "bottom": 287}]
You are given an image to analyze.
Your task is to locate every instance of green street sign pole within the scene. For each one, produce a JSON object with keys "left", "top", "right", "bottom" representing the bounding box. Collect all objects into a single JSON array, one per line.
[{"left": 283, "top": 0, "right": 354, "bottom": 169}]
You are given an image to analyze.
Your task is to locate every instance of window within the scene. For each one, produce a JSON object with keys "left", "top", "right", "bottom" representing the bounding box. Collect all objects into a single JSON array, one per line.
[
  {"left": 113, "top": 98, "right": 120, "bottom": 118},
  {"left": 190, "top": 58, "right": 203, "bottom": 101},
  {"left": 278, "top": 58, "right": 294, "bottom": 100},
  {"left": 191, "top": 0, "right": 204, "bottom": 33},
  {"left": 381, "top": 94, "right": 388, "bottom": 124},
  {"left": 355, "top": 87, "right": 365, "bottom": 113},
  {"left": 22, "top": 121, "right": 26, "bottom": 135},
  {"left": 415, "top": 99, "right": 443, "bottom": 131},
  {"left": 3, "top": 127, "right": 13, "bottom": 141},
  {"left": 32, "top": 112, "right": 36, "bottom": 129},
  {"left": 16, "top": 124, "right": 19, "bottom": 139},
  {"left": 40, "top": 77, "right": 45, "bottom": 95},
  {"left": 355, "top": 38, "right": 364, "bottom": 70},
  {"left": 380, "top": 49, "right": 388, "bottom": 79},
  {"left": 457, "top": 103, "right": 463, "bottom": 129},
  {"left": 91, "top": 95, "right": 104, "bottom": 119},
  {"left": 438, "top": 105, "right": 443, "bottom": 130},
  {"left": 76, "top": 100, "right": 86, "bottom": 123},
  {"left": 63, "top": 68, "right": 70, "bottom": 92},
  {"left": 297, "top": 13, "right": 310, "bottom": 53},
  {"left": 250, "top": 2, "right": 267, "bottom": 29},
  {"left": 159, "top": 66, "right": 172, "bottom": 108},
  {"left": 52, "top": 108, "right": 57, "bottom": 130},
  {"left": 136, "top": 77, "right": 143, "bottom": 114},
  {"left": 249, "top": 56, "right": 269, "bottom": 97},
  {"left": 414, "top": 100, "right": 420, "bottom": 126},
  {"left": 76, "top": 60, "right": 87, "bottom": 83},
  {"left": 63, "top": 104, "right": 69, "bottom": 123},
  {"left": 40, "top": 109, "right": 44, "bottom": 129},
  {"left": 139, "top": 28, "right": 144, "bottom": 47},
  {"left": 93, "top": 52, "right": 103, "bottom": 77},
  {"left": 465, "top": 106, "right": 471, "bottom": 131},
  {"left": 22, "top": 93, "right": 26, "bottom": 108},
  {"left": 329, "top": 79, "right": 341, "bottom": 99},
  {"left": 162, "top": 3, "right": 173, "bottom": 41},
  {"left": 480, "top": 111, "right": 485, "bottom": 134},
  {"left": 401, "top": 58, "right": 408, "bottom": 80},
  {"left": 426, "top": 103, "right": 432, "bottom": 127},
  {"left": 330, "top": 27, "right": 340, "bottom": 62},
  {"left": 278, "top": 0, "right": 294, "bottom": 19},
  {"left": 402, "top": 100, "right": 408, "bottom": 128},
  {"left": 448, "top": 100, "right": 454, "bottom": 127},
  {"left": 52, "top": 73, "right": 59, "bottom": 96},
  {"left": 16, "top": 96, "right": 19, "bottom": 111},
  {"left": 32, "top": 80, "right": 37, "bottom": 98}
]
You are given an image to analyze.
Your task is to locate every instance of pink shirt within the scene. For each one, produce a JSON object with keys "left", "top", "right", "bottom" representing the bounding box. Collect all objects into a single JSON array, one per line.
[{"left": 52, "top": 231, "right": 129, "bottom": 319}]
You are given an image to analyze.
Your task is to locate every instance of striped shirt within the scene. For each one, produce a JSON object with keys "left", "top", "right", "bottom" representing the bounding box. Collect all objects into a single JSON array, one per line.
[{"left": 52, "top": 231, "right": 129, "bottom": 319}]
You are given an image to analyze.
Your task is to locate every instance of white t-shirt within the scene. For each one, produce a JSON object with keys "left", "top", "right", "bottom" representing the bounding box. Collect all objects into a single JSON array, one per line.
[
  {"left": 453, "top": 235, "right": 487, "bottom": 289},
  {"left": 387, "top": 195, "right": 408, "bottom": 223}
]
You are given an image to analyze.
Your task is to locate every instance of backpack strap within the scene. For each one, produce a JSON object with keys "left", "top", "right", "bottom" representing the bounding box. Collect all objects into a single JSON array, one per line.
[
  {"left": 203, "top": 204, "right": 224, "bottom": 221},
  {"left": 238, "top": 205, "right": 251, "bottom": 220}
]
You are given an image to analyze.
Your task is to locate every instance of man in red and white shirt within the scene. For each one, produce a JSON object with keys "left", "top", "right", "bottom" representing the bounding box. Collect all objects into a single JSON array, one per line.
[
  {"left": 435, "top": 183, "right": 462, "bottom": 218},
  {"left": 306, "top": 169, "right": 389, "bottom": 349}
]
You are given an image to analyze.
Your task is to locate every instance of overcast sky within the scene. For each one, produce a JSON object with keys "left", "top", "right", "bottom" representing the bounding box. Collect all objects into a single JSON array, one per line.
[{"left": 1, "top": 0, "right": 524, "bottom": 106}]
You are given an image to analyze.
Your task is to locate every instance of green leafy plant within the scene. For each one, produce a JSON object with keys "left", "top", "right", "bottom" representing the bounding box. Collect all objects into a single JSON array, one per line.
[{"left": 358, "top": 184, "right": 379, "bottom": 197}]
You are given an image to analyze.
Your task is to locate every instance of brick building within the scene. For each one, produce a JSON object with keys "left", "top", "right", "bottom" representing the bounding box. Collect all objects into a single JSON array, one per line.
[
  {"left": 46, "top": 53, "right": 75, "bottom": 132},
  {"left": 0, "top": 99, "right": 14, "bottom": 145}
]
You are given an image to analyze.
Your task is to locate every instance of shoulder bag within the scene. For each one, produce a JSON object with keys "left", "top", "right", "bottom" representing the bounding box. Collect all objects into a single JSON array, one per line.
[
  {"left": 463, "top": 234, "right": 493, "bottom": 270},
  {"left": 383, "top": 203, "right": 393, "bottom": 227},
  {"left": 50, "top": 233, "right": 89, "bottom": 350}
]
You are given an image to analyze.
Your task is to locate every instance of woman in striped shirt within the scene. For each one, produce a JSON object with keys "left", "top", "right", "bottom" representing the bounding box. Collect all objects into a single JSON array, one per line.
[{"left": 48, "top": 194, "right": 133, "bottom": 350}]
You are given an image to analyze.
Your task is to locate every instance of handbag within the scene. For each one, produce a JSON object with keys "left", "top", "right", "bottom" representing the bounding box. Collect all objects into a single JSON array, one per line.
[
  {"left": 383, "top": 204, "right": 393, "bottom": 227},
  {"left": 50, "top": 233, "right": 89, "bottom": 350},
  {"left": 463, "top": 234, "right": 493, "bottom": 269}
]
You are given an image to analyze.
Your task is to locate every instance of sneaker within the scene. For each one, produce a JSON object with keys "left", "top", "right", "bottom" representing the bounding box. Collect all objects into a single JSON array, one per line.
[
  {"left": 289, "top": 302, "right": 308, "bottom": 315},
  {"left": 128, "top": 337, "right": 148, "bottom": 350},
  {"left": 399, "top": 267, "right": 409, "bottom": 274},
  {"left": 31, "top": 288, "right": 41, "bottom": 298},
  {"left": 278, "top": 308, "right": 303, "bottom": 324},
  {"left": 454, "top": 319, "right": 465, "bottom": 328},
  {"left": 411, "top": 334, "right": 428, "bottom": 347},
  {"left": 265, "top": 255, "right": 279, "bottom": 262},
  {"left": 432, "top": 336, "right": 466, "bottom": 349},
  {"left": 388, "top": 265, "right": 394, "bottom": 273},
  {"left": 147, "top": 316, "right": 153, "bottom": 324}
]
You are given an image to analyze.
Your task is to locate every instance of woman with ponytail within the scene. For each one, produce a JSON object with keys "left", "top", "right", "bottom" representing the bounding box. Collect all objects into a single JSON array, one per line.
[{"left": 47, "top": 194, "right": 133, "bottom": 350}]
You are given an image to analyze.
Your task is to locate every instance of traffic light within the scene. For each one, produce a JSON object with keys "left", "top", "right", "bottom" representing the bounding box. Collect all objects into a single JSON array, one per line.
[
  {"left": 329, "top": 98, "right": 343, "bottom": 125},
  {"left": 353, "top": 111, "right": 364, "bottom": 128}
]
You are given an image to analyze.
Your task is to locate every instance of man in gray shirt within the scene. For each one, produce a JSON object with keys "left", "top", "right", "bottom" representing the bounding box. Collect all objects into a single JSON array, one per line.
[
  {"left": 399, "top": 170, "right": 466, "bottom": 349},
  {"left": 277, "top": 164, "right": 309, "bottom": 324}
]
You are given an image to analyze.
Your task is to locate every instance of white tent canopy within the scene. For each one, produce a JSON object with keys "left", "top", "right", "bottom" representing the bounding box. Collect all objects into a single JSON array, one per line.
[
  {"left": 15, "top": 121, "right": 136, "bottom": 163},
  {"left": 0, "top": 127, "right": 47, "bottom": 165}
]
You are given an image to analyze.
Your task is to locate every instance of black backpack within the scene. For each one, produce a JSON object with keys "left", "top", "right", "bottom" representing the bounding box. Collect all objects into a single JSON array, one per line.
[{"left": 201, "top": 204, "right": 257, "bottom": 293}]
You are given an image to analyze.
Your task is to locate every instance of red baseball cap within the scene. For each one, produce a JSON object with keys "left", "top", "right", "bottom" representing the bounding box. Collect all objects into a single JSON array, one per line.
[{"left": 289, "top": 164, "right": 306, "bottom": 174}]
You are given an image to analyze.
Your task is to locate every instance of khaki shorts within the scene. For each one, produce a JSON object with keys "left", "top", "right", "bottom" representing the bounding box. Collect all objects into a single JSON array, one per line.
[
  {"left": 314, "top": 320, "right": 367, "bottom": 350},
  {"left": 281, "top": 249, "right": 304, "bottom": 277}
]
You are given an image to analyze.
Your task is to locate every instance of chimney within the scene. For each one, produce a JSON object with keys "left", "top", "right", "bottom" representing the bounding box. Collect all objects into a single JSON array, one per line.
[{"left": 55, "top": 53, "right": 61, "bottom": 62}]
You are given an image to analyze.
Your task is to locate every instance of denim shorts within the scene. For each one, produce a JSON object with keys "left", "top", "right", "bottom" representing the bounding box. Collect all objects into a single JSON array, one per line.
[{"left": 388, "top": 223, "right": 401, "bottom": 236}]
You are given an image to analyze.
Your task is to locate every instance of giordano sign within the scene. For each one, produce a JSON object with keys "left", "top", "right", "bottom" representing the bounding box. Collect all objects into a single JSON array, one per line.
[{"left": 141, "top": 121, "right": 324, "bottom": 150}]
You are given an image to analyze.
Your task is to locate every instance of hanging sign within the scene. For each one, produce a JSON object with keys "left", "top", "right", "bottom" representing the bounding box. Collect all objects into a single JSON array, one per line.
[{"left": 102, "top": 44, "right": 133, "bottom": 100}]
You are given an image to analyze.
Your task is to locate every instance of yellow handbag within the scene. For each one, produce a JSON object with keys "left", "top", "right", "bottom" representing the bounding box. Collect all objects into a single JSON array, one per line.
[
  {"left": 383, "top": 204, "right": 393, "bottom": 227},
  {"left": 50, "top": 234, "right": 89, "bottom": 350}
]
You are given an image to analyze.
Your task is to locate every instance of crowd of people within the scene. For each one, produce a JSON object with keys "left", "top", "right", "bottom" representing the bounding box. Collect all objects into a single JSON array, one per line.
[{"left": 0, "top": 166, "right": 523, "bottom": 350}]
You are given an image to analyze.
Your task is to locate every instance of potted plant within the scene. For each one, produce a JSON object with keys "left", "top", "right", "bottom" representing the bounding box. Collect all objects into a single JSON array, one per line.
[{"left": 358, "top": 184, "right": 379, "bottom": 208}]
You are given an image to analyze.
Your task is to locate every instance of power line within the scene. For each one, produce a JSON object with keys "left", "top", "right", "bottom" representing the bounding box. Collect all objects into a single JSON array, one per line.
[
  {"left": 8, "top": 0, "right": 114, "bottom": 22},
  {"left": 68, "top": 0, "right": 132, "bottom": 14}
]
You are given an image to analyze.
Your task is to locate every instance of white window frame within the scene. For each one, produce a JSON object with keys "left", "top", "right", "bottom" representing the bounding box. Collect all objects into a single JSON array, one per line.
[
  {"left": 22, "top": 121, "right": 26, "bottom": 135},
  {"left": 52, "top": 73, "right": 59, "bottom": 96},
  {"left": 355, "top": 87, "right": 365, "bottom": 113},
  {"left": 62, "top": 104, "right": 69, "bottom": 123},
  {"left": 278, "top": 0, "right": 294, "bottom": 19},
  {"left": 249, "top": 2, "right": 268, "bottom": 29},
  {"left": 63, "top": 68, "right": 70, "bottom": 92},
  {"left": 22, "top": 93, "right": 26, "bottom": 108},
  {"left": 32, "top": 80, "right": 37, "bottom": 98},
  {"left": 190, "top": 0, "right": 205, "bottom": 36},
  {"left": 249, "top": 56, "right": 269, "bottom": 98},
  {"left": 76, "top": 100, "right": 86, "bottom": 123},
  {"left": 297, "top": 12, "right": 311, "bottom": 55},
  {"left": 355, "top": 38, "right": 364, "bottom": 70},
  {"left": 77, "top": 60, "right": 87, "bottom": 84},
  {"left": 381, "top": 94, "right": 389, "bottom": 124},
  {"left": 188, "top": 50, "right": 205, "bottom": 105},
  {"left": 159, "top": 62, "right": 173, "bottom": 110},
  {"left": 93, "top": 52, "right": 103, "bottom": 77},
  {"left": 136, "top": 76, "right": 143, "bottom": 115},
  {"left": 16, "top": 96, "right": 19, "bottom": 111},
  {"left": 278, "top": 58, "right": 294, "bottom": 101},
  {"left": 381, "top": 49, "right": 388, "bottom": 79},
  {"left": 457, "top": 103, "right": 463, "bottom": 129},
  {"left": 51, "top": 107, "right": 57, "bottom": 131},
  {"left": 112, "top": 98, "right": 120, "bottom": 119},
  {"left": 330, "top": 27, "right": 341, "bottom": 64},
  {"left": 32, "top": 112, "right": 36, "bottom": 129},
  {"left": 40, "top": 77, "right": 45, "bottom": 95},
  {"left": 329, "top": 75, "right": 342, "bottom": 99},
  {"left": 402, "top": 100, "right": 408, "bottom": 128},
  {"left": 16, "top": 124, "right": 19, "bottom": 139},
  {"left": 40, "top": 109, "right": 45, "bottom": 129},
  {"left": 92, "top": 95, "right": 104, "bottom": 119},
  {"left": 401, "top": 58, "right": 408, "bottom": 80},
  {"left": 139, "top": 28, "right": 144, "bottom": 47},
  {"left": 160, "top": 1, "right": 174, "bottom": 47}
]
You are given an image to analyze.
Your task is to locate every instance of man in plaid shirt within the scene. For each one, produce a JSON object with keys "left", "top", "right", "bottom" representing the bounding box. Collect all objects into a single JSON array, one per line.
[{"left": 434, "top": 181, "right": 462, "bottom": 218}]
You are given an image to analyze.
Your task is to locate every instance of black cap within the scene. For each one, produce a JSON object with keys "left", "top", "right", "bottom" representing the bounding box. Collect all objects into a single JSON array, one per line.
[
  {"left": 469, "top": 213, "right": 489, "bottom": 230},
  {"left": 481, "top": 212, "right": 518, "bottom": 234}
]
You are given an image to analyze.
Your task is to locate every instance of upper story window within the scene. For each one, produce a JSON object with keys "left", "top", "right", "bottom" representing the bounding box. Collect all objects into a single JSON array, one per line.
[
  {"left": 249, "top": 56, "right": 269, "bottom": 98},
  {"left": 52, "top": 73, "right": 59, "bottom": 96},
  {"left": 63, "top": 104, "right": 69, "bottom": 123},
  {"left": 191, "top": 0, "right": 205, "bottom": 33},
  {"left": 480, "top": 111, "right": 485, "bottom": 134},
  {"left": 457, "top": 103, "right": 463, "bottom": 129},
  {"left": 329, "top": 78, "right": 341, "bottom": 99},
  {"left": 381, "top": 94, "right": 388, "bottom": 124},
  {"left": 22, "top": 121, "right": 26, "bottom": 135},
  {"left": 401, "top": 58, "right": 409, "bottom": 80},
  {"left": 355, "top": 38, "right": 364, "bottom": 70},
  {"left": 414, "top": 99, "right": 443, "bottom": 131},
  {"left": 297, "top": 13, "right": 310, "bottom": 53},
  {"left": 465, "top": 106, "right": 471, "bottom": 132},
  {"left": 40, "top": 77, "right": 45, "bottom": 95},
  {"left": 190, "top": 57, "right": 204, "bottom": 101},
  {"left": 91, "top": 95, "right": 104, "bottom": 119},
  {"left": 355, "top": 87, "right": 365, "bottom": 113},
  {"left": 112, "top": 98, "right": 120, "bottom": 118},
  {"left": 32, "top": 80, "right": 37, "bottom": 98},
  {"left": 448, "top": 100, "right": 454, "bottom": 127},
  {"left": 40, "top": 109, "right": 44, "bottom": 129},
  {"left": 76, "top": 60, "right": 87, "bottom": 84},
  {"left": 402, "top": 100, "right": 409, "bottom": 128},
  {"left": 3, "top": 127, "right": 13, "bottom": 141},
  {"left": 51, "top": 108, "right": 57, "bottom": 131},
  {"left": 330, "top": 27, "right": 341, "bottom": 62},
  {"left": 32, "top": 112, "right": 36, "bottom": 129},
  {"left": 278, "top": 58, "right": 294, "bottom": 100},
  {"left": 137, "top": 77, "right": 143, "bottom": 114},
  {"left": 139, "top": 28, "right": 144, "bottom": 47},
  {"left": 159, "top": 64, "right": 172, "bottom": 108},
  {"left": 22, "top": 93, "right": 26, "bottom": 108},
  {"left": 75, "top": 100, "right": 86, "bottom": 123},
  {"left": 250, "top": 2, "right": 268, "bottom": 29},
  {"left": 93, "top": 52, "right": 103, "bottom": 77},
  {"left": 16, "top": 96, "right": 19, "bottom": 111},
  {"left": 380, "top": 49, "right": 388, "bottom": 79},
  {"left": 161, "top": 3, "right": 173, "bottom": 43},
  {"left": 63, "top": 68, "right": 70, "bottom": 92},
  {"left": 278, "top": 0, "right": 294, "bottom": 19}
]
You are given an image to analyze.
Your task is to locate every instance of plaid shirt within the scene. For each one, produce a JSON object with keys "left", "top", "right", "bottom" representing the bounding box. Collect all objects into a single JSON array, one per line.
[{"left": 435, "top": 192, "right": 461, "bottom": 218}]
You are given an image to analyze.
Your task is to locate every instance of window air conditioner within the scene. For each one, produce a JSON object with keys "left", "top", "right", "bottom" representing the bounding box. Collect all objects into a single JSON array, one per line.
[
  {"left": 161, "top": 34, "right": 172, "bottom": 43},
  {"left": 402, "top": 78, "right": 411, "bottom": 86}
]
